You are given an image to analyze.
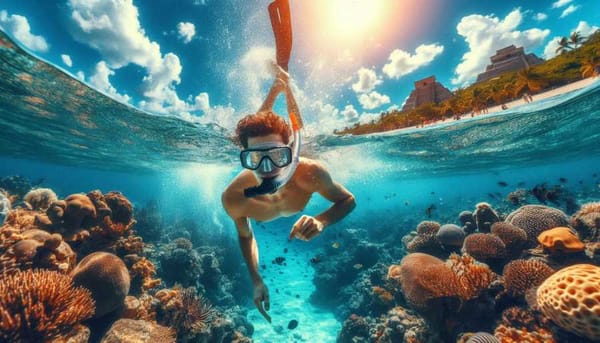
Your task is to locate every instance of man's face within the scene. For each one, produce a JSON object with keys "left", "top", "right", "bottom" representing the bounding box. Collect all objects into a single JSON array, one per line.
[{"left": 245, "top": 133, "right": 288, "bottom": 179}]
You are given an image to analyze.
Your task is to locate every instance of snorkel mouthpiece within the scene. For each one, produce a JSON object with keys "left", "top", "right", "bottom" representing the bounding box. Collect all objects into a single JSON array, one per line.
[{"left": 244, "top": 177, "right": 279, "bottom": 197}]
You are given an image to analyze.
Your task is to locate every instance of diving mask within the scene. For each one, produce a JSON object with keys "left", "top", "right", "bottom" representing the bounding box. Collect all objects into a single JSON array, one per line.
[{"left": 240, "top": 146, "right": 292, "bottom": 170}]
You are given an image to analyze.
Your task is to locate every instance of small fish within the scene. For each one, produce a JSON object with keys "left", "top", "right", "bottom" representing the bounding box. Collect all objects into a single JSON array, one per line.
[
  {"left": 353, "top": 263, "right": 363, "bottom": 270},
  {"left": 559, "top": 177, "right": 568, "bottom": 183},
  {"left": 288, "top": 319, "right": 299, "bottom": 330},
  {"left": 404, "top": 201, "right": 410, "bottom": 206},
  {"left": 498, "top": 181, "right": 508, "bottom": 187},
  {"left": 332, "top": 242, "right": 340, "bottom": 249},
  {"left": 272, "top": 257, "right": 286, "bottom": 265},
  {"left": 283, "top": 248, "right": 288, "bottom": 253},
  {"left": 310, "top": 255, "right": 322, "bottom": 264},
  {"left": 425, "top": 204, "right": 436, "bottom": 218}
]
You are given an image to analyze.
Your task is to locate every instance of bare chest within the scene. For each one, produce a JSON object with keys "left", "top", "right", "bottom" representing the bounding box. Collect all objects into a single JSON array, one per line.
[{"left": 248, "top": 182, "right": 313, "bottom": 222}]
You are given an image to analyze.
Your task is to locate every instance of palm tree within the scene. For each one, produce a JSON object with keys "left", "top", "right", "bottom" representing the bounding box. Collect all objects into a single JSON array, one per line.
[
  {"left": 569, "top": 31, "right": 585, "bottom": 49},
  {"left": 555, "top": 37, "right": 573, "bottom": 55},
  {"left": 514, "top": 68, "right": 547, "bottom": 97},
  {"left": 580, "top": 52, "right": 600, "bottom": 78}
]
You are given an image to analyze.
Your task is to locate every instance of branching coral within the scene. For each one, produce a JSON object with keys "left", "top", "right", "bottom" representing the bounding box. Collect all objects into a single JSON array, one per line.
[
  {"left": 131, "top": 257, "right": 161, "bottom": 291},
  {"left": 0, "top": 269, "right": 95, "bottom": 342},
  {"left": 502, "top": 259, "right": 554, "bottom": 296}
]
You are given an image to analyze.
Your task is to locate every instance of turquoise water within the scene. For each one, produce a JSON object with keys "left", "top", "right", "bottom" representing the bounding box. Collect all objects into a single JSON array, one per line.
[{"left": 2, "top": 30, "right": 600, "bottom": 342}]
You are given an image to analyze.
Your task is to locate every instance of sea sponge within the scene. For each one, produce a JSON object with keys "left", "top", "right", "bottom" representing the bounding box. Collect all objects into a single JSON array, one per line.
[
  {"left": 473, "top": 202, "right": 500, "bottom": 233},
  {"left": 537, "top": 227, "right": 585, "bottom": 254},
  {"left": 104, "top": 191, "right": 134, "bottom": 226},
  {"left": 48, "top": 194, "right": 97, "bottom": 235},
  {"left": 571, "top": 202, "right": 600, "bottom": 241},
  {"left": 23, "top": 188, "right": 58, "bottom": 211},
  {"left": 505, "top": 205, "right": 569, "bottom": 246},
  {"left": 502, "top": 259, "right": 554, "bottom": 296},
  {"left": 0, "top": 269, "right": 95, "bottom": 342},
  {"left": 436, "top": 224, "right": 465, "bottom": 248},
  {"left": 462, "top": 233, "right": 507, "bottom": 262},
  {"left": 459, "top": 211, "right": 477, "bottom": 234},
  {"left": 536, "top": 264, "right": 600, "bottom": 340},
  {"left": 491, "top": 222, "right": 527, "bottom": 256},
  {"left": 72, "top": 251, "right": 130, "bottom": 318}
]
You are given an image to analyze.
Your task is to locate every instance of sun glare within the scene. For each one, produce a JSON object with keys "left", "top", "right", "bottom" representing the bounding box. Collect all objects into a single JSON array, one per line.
[{"left": 326, "top": 0, "right": 385, "bottom": 39}]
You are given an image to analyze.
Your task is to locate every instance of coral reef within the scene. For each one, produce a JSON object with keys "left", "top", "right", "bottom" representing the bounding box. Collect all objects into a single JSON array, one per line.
[
  {"left": 0, "top": 269, "right": 95, "bottom": 342},
  {"left": 133, "top": 200, "right": 163, "bottom": 243},
  {"left": 435, "top": 224, "right": 465, "bottom": 249},
  {"left": 462, "top": 233, "right": 506, "bottom": 265},
  {"left": 536, "top": 264, "right": 600, "bottom": 340},
  {"left": 158, "top": 238, "right": 202, "bottom": 288},
  {"left": 473, "top": 202, "right": 500, "bottom": 233},
  {"left": 101, "top": 319, "right": 175, "bottom": 343},
  {"left": 537, "top": 227, "right": 585, "bottom": 254},
  {"left": 493, "top": 306, "right": 555, "bottom": 343},
  {"left": 0, "top": 228, "right": 76, "bottom": 274},
  {"left": 571, "top": 201, "right": 600, "bottom": 241},
  {"left": 0, "top": 175, "right": 34, "bottom": 201},
  {"left": 490, "top": 222, "right": 527, "bottom": 257},
  {"left": 502, "top": 259, "right": 554, "bottom": 296},
  {"left": 23, "top": 187, "right": 57, "bottom": 211},
  {"left": 72, "top": 251, "right": 131, "bottom": 318},
  {"left": 505, "top": 205, "right": 570, "bottom": 247},
  {"left": 459, "top": 210, "right": 478, "bottom": 234},
  {"left": 405, "top": 221, "right": 444, "bottom": 256}
]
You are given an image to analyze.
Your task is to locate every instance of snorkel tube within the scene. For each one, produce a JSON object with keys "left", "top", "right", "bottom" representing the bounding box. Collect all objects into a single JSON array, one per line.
[{"left": 244, "top": 0, "right": 302, "bottom": 198}]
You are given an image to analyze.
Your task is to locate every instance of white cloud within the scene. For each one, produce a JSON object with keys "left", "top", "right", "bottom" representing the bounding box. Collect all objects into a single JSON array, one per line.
[
  {"left": 560, "top": 5, "right": 579, "bottom": 18},
  {"left": 177, "top": 22, "right": 196, "bottom": 44},
  {"left": 89, "top": 61, "right": 131, "bottom": 103},
  {"left": 61, "top": 54, "right": 73, "bottom": 67},
  {"left": 552, "top": 0, "right": 572, "bottom": 8},
  {"left": 543, "top": 21, "right": 600, "bottom": 59},
  {"left": 534, "top": 13, "right": 548, "bottom": 22},
  {"left": 452, "top": 9, "right": 550, "bottom": 85},
  {"left": 358, "top": 91, "right": 390, "bottom": 110},
  {"left": 0, "top": 10, "right": 49, "bottom": 52},
  {"left": 76, "top": 71, "right": 85, "bottom": 80},
  {"left": 341, "top": 105, "right": 359, "bottom": 122},
  {"left": 543, "top": 37, "right": 562, "bottom": 59},
  {"left": 351, "top": 68, "right": 382, "bottom": 93},
  {"left": 382, "top": 44, "right": 444, "bottom": 79},
  {"left": 67, "top": 0, "right": 197, "bottom": 115}
]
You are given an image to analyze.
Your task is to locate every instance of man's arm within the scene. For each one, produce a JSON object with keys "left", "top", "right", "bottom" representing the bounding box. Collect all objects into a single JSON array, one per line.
[
  {"left": 290, "top": 162, "right": 356, "bottom": 240},
  {"left": 221, "top": 192, "right": 271, "bottom": 322}
]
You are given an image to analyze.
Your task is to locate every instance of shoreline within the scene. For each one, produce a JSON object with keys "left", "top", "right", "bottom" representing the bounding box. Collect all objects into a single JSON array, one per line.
[{"left": 367, "top": 76, "right": 599, "bottom": 137}]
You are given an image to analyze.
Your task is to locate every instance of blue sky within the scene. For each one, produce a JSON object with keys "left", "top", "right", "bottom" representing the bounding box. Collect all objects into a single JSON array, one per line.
[{"left": 1, "top": 0, "right": 598, "bottom": 135}]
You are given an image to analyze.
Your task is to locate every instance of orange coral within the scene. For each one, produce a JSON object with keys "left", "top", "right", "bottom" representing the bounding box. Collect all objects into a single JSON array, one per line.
[
  {"left": 491, "top": 222, "right": 527, "bottom": 256},
  {"left": 537, "top": 227, "right": 585, "bottom": 254},
  {"left": 446, "top": 253, "right": 496, "bottom": 300},
  {"left": 494, "top": 307, "right": 556, "bottom": 343},
  {"left": 156, "top": 287, "right": 216, "bottom": 337},
  {"left": 2, "top": 208, "right": 37, "bottom": 232},
  {"left": 502, "top": 259, "right": 554, "bottom": 296},
  {"left": 372, "top": 286, "right": 394, "bottom": 305},
  {"left": 131, "top": 257, "right": 161, "bottom": 290},
  {"left": 0, "top": 269, "right": 95, "bottom": 342}
]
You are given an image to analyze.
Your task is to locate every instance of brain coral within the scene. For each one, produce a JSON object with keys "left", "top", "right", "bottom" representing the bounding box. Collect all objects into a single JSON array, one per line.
[
  {"left": 571, "top": 202, "right": 600, "bottom": 241},
  {"left": 491, "top": 222, "right": 527, "bottom": 256},
  {"left": 416, "top": 221, "right": 441, "bottom": 235},
  {"left": 503, "top": 259, "right": 554, "bottom": 296},
  {"left": 462, "top": 233, "right": 506, "bottom": 262},
  {"left": 72, "top": 252, "right": 130, "bottom": 318},
  {"left": 0, "top": 269, "right": 95, "bottom": 342},
  {"left": 23, "top": 188, "right": 58, "bottom": 211},
  {"left": 537, "top": 227, "right": 584, "bottom": 254},
  {"left": 505, "top": 205, "right": 569, "bottom": 246},
  {"left": 473, "top": 202, "right": 500, "bottom": 233},
  {"left": 536, "top": 264, "right": 600, "bottom": 340}
]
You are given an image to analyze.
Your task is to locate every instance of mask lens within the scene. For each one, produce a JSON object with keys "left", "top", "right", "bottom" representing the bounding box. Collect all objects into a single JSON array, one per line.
[
  {"left": 268, "top": 147, "right": 291, "bottom": 167},
  {"left": 240, "top": 147, "right": 292, "bottom": 170}
]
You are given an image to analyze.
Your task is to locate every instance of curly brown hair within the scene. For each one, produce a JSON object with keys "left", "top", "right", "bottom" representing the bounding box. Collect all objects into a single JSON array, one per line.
[{"left": 235, "top": 111, "right": 291, "bottom": 148}]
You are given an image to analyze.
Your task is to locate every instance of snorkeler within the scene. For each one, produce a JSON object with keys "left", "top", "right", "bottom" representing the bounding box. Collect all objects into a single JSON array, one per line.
[{"left": 221, "top": 70, "right": 356, "bottom": 322}]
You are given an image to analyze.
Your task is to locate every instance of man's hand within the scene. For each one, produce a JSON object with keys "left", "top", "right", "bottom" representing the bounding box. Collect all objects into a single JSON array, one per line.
[
  {"left": 289, "top": 215, "right": 324, "bottom": 241},
  {"left": 253, "top": 281, "right": 271, "bottom": 323}
]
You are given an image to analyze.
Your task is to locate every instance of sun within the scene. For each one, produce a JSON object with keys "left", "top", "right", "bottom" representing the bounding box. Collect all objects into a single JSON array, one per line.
[{"left": 325, "top": 0, "right": 386, "bottom": 39}]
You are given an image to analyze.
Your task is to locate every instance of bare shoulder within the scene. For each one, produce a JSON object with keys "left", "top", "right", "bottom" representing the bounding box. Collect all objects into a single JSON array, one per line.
[
  {"left": 221, "top": 170, "right": 256, "bottom": 216},
  {"left": 295, "top": 157, "right": 332, "bottom": 190}
]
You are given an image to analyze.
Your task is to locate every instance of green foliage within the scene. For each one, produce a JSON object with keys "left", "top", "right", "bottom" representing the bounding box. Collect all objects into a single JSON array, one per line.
[{"left": 339, "top": 30, "right": 600, "bottom": 136}]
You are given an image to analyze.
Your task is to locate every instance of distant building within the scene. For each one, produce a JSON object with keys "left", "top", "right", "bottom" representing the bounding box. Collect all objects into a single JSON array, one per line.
[
  {"left": 401, "top": 76, "right": 453, "bottom": 111},
  {"left": 476, "top": 45, "right": 544, "bottom": 83}
]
